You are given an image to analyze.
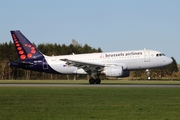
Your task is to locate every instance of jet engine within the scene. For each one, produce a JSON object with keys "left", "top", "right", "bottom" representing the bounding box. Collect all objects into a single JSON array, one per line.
[{"left": 104, "top": 65, "right": 130, "bottom": 77}]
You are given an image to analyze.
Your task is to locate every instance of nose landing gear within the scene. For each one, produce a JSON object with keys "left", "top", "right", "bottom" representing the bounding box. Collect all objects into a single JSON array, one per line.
[{"left": 146, "top": 69, "right": 151, "bottom": 80}]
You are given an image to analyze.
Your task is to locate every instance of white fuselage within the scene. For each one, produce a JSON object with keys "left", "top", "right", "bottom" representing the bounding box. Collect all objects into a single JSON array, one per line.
[{"left": 44, "top": 49, "right": 172, "bottom": 74}]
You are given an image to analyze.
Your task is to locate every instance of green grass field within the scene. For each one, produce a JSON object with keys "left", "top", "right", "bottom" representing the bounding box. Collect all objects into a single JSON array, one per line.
[{"left": 0, "top": 80, "right": 180, "bottom": 120}]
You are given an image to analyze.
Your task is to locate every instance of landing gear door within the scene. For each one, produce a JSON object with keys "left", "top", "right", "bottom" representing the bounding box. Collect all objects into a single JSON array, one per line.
[{"left": 144, "top": 51, "right": 150, "bottom": 62}]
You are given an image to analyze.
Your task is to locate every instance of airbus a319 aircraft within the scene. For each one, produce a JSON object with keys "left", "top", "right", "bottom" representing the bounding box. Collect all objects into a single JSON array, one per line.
[{"left": 9, "top": 30, "right": 172, "bottom": 84}]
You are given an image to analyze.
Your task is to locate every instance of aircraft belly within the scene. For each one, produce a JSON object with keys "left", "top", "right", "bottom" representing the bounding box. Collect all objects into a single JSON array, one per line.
[
  {"left": 127, "top": 62, "right": 137, "bottom": 69},
  {"left": 125, "top": 59, "right": 138, "bottom": 70},
  {"left": 48, "top": 63, "right": 76, "bottom": 74},
  {"left": 136, "top": 58, "right": 163, "bottom": 69},
  {"left": 74, "top": 68, "right": 87, "bottom": 74}
]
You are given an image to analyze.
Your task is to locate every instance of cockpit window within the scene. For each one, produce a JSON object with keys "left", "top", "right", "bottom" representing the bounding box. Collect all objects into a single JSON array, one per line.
[{"left": 156, "top": 53, "right": 165, "bottom": 57}]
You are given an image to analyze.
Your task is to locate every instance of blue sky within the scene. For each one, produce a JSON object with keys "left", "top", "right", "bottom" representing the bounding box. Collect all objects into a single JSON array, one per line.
[{"left": 1, "top": 0, "right": 180, "bottom": 63}]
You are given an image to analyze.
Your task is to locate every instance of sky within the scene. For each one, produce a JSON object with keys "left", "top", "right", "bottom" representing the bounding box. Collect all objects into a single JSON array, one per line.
[{"left": 1, "top": 0, "right": 180, "bottom": 63}]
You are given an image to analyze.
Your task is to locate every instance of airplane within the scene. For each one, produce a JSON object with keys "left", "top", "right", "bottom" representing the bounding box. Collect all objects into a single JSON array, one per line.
[{"left": 9, "top": 30, "right": 173, "bottom": 84}]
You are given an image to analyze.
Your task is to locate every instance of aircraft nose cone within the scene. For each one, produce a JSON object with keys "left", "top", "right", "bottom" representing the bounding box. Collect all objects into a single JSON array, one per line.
[{"left": 167, "top": 57, "right": 173, "bottom": 65}]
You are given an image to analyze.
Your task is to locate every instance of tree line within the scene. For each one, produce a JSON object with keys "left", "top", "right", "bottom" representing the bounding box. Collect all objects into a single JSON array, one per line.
[{"left": 0, "top": 41, "right": 179, "bottom": 80}]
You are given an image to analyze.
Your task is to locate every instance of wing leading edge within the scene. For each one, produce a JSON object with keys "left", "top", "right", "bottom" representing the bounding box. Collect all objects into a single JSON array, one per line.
[{"left": 60, "top": 58, "right": 105, "bottom": 74}]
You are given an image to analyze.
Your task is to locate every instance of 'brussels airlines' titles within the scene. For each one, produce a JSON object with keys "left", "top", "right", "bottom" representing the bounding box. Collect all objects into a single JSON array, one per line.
[{"left": 100, "top": 52, "right": 143, "bottom": 58}]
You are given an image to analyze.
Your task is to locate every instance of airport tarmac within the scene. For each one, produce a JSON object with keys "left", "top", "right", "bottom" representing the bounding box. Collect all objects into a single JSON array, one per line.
[{"left": 0, "top": 84, "right": 180, "bottom": 88}]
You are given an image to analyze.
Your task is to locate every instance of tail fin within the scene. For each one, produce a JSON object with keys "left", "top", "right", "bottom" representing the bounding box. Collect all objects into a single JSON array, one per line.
[{"left": 10, "top": 30, "right": 44, "bottom": 60}]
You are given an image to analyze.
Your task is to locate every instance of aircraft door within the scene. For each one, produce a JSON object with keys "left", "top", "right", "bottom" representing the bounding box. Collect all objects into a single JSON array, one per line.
[
  {"left": 144, "top": 51, "right": 150, "bottom": 62},
  {"left": 43, "top": 58, "right": 49, "bottom": 69}
]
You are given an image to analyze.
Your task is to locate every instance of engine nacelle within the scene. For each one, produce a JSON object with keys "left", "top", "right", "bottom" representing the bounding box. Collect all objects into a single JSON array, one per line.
[{"left": 104, "top": 65, "right": 130, "bottom": 77}]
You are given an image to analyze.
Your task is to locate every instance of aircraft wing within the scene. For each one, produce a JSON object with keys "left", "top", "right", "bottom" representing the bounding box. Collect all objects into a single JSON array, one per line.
[{"left": 60, "top": 58, "right": 105, "bottom": 73}]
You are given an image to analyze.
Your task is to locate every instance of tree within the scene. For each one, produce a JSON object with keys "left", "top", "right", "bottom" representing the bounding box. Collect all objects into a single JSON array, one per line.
[
  {"left": 82, "top": 44, "right": 92, "bottom": 53},
  {"left": 132, "top": 70, "right": 144, "bottom": 79},
  {"left": 164, "top": 57, "right": 178, "bottom": 78}
]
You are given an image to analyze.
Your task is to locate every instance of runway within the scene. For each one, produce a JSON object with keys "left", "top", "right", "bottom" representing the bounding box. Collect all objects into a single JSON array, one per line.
[{"left": 0, "top": 84, "right": 180, "bottom": 88}]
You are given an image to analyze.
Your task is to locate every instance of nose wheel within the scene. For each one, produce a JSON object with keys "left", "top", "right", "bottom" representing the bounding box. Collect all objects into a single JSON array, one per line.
[{"left": 146, "top": 69, "right": 151, "bottom": 80}]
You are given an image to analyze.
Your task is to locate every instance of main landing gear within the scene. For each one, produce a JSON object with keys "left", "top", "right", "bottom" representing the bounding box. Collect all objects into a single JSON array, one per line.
[
  {"left": 89, "top": 78, "right": 101, "bottom": 84},
  {"left": 88, "top": 71, "right": 101, "bottom": 84}
]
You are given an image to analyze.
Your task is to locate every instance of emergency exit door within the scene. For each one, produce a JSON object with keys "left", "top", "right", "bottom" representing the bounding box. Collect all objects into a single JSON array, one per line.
[{"left": 43, "top": 58, "right": 49, "bottom": 69}]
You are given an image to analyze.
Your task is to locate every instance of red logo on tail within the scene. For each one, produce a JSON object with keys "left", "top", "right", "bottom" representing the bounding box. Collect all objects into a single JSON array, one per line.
[{"left": 12, "top": 34, "right": 37, "bottom": 60}]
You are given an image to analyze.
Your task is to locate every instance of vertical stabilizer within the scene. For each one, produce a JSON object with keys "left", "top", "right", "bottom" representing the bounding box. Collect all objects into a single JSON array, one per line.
[{"left": 10, "top": 30, "right": 43, "bottom": 60}]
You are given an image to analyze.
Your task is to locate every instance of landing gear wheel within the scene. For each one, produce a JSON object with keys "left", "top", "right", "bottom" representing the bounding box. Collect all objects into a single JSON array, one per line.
[
  {"left": 146, "top": 69, "right": 151, "bottom": 80},
  {"left": 89, "top": 78, "right": 95, "bottom": 84},
  {"left": 95, "top": 78, "right": 101, "bottom": 84}
]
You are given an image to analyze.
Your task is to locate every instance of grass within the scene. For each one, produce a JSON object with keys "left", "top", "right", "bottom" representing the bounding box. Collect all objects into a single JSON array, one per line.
[{"left": 0, "top": 86, "right": 180, "bottom": 120}]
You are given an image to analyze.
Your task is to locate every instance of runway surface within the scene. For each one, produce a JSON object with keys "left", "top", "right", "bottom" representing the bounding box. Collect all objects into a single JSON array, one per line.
[{"left": 0, "top": 84, "right": 180, "bottom": 88}]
